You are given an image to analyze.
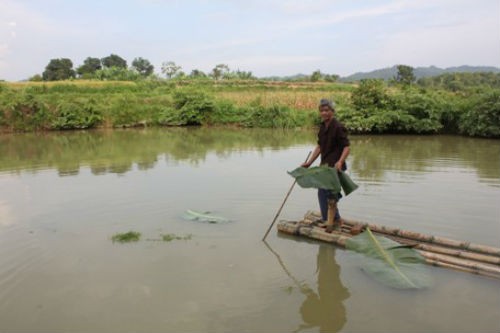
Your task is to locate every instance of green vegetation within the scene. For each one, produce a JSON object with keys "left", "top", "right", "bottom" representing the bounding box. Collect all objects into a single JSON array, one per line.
[
  {"left": 162, "top": 233, "right": 193, "bottom": 242},
  {"left": 1, "top": 68, "right": 499, "bottom": 137},
  {"left": 111, "top": 231, "right": 141, "bottom": 243}
]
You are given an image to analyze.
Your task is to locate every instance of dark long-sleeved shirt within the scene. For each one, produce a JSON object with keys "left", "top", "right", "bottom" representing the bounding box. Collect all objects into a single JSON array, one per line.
[{"left": 317, "top": 118, "right": 350, "bottom": 169}]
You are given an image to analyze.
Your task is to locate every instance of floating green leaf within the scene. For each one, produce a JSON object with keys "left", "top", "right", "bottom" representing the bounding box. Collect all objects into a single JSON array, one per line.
[
  {"left": 182, "top": 210, "right": 230, "bottom": 223},
  {"left": 346, "top": 228, "right": 432, "bottom": 289}
]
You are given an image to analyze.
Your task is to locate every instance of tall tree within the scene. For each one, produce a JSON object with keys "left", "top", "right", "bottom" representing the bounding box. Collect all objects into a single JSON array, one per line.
[
  {"left": 234, "top": 69, "right": 254, "bottom": 80},
  {"left": 77, "top": 57, "right": 102, "bottom": 76},
  {"left": 161, "top": 61, "right": 181, "bottom": 79},
  {"left": 211, "top": 64, "right": 229, "bottom": 80},
  {"left": 310, "top": 70, "right": 322, "bottom": 82},
  {"left": 324, "top": 74, "right": 339, "bottom": 82},
  {"left": 395, "top": 65, "right": 416, "bottom": 85},
  {"left": 131, "top": 57, "right": 154, "bottom": 76},
  {"left": 189, "top": 69, "right": 207, "bottom": 78},
  {"left": 42, "top": 58, "right": 76, "bottom": 81},
  {"left": 101, "top": 54, "right": 127, "bottom": 69}
]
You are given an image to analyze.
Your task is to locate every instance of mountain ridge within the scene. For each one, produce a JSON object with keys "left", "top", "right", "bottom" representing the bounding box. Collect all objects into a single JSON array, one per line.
[{"left": 340, "top": 65, "right": 500, "bottom": 82}]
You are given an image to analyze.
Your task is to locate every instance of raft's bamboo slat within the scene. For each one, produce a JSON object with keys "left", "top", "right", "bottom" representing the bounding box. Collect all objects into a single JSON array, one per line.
[
  {"left": 280, "top": 215, "right": 500, "bottom": 279},
  {"left": 383, "top": 235, "right": 500, "bottom": 266},
  {"left": 418, "top": 251, "right": 500, "bottom": 276},
  {"left": 304, "top": 213, "right": 500, "bottom": 266},
  {"left": 424, "top": 259, "right": 500, "bottom": 280},
  {"left": 306, "top": 211, "right": 500, "bottom": 258},
  {"left": 277, "top": 221, "right": 349, "bottom": 247}
]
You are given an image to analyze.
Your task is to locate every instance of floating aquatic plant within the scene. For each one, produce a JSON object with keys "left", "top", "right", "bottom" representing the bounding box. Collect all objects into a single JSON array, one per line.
[
  {"left": 111, "top": 231, "right": 141, "bottom": 243},
  {"left": 162, "top": 233, "right": 193, "bottom": 242}
]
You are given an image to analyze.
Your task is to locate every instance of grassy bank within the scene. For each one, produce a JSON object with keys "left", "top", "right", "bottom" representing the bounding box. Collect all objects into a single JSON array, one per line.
[{"left": 0, "top": 79, "right": 498, "bottom": 137}]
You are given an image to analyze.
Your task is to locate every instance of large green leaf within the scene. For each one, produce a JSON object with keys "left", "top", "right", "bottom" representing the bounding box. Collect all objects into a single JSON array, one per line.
[
  {"left": 288, "top": 166, "right": 342, "bottom": 192},
  {"left": 346, "top": 228, "right": 432, "bottom": 289}
]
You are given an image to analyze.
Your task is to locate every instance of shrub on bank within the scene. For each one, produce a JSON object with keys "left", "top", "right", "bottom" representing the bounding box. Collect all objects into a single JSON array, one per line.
[
  {"left": 459, "top": 92, "right": 500, "bottom": 138},
  {"left": 0, "top": 80, "right": 498, "bottom": 137},
  {"left": 51, "top": 98, "right": 103, "bottom": 129}
]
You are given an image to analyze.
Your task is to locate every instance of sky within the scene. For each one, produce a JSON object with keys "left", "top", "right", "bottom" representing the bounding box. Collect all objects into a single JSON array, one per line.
[{"left": 1, "top": 0, "right": 499, "bottom": 81}]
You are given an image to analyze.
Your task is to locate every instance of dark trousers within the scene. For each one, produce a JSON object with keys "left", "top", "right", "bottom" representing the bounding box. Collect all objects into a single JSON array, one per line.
[{"left": 318, "top": 189, "right": 342, "bottom": 222}]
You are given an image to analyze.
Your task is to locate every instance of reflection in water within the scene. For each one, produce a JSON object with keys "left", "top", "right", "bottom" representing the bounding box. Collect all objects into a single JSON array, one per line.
[
  {"left": 297, "top": 245, "right": 350, "bottom": 333},
  {"left": 0, "top": 130, "right": 498, "bottom": 184},
  {"left": 265, "top": 242, "right": 349, "bottom": 333},
  {"left": 0, "top": 128, "right": 314, "bottom": 175},
  {"left": 349, "top": 135, "right": 500, "bottom": 182}
]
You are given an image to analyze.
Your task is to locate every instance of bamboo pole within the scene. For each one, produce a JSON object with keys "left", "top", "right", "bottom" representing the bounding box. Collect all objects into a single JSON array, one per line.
[
  {"left": 305, "top": 211, "right": 500, "bottom": 258},
  {"left": 262, "top": 152, "right": 311, "bottom": 241},
  {"left": 382, "top": 234, "right": 500, "bottom": 266},
  {"left": 277, "top": 221, "right": 349, "bottom": 247},
  {"left": 417, "top": 251, "right": 500, "bottom": 276},
  {"left": 424, "top": 259, "right": 500, "bottom": 280}
]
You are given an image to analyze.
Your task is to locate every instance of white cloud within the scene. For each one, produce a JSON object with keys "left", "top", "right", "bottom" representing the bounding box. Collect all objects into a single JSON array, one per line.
[{"left": 373, "top": 11, "right": 500, "bottom": 68}]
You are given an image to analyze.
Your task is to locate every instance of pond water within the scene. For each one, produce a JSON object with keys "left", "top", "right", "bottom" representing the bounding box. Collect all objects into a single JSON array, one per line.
[{"left": 0, "top": 128, "right": 499, "bottom": 333}]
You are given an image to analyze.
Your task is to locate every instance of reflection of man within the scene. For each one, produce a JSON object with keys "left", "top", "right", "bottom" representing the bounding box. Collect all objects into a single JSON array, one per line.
[{"left": 296, "top": 245, "right": 350, "bottom": 333}]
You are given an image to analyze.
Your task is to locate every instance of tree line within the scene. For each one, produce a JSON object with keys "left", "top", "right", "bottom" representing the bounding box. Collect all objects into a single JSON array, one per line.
[
  {"left": 29, "top": 54, "right": 257, "bottom": 82},
  {"left": 29, "top": 54, "right": 344, "bottom": 83}
]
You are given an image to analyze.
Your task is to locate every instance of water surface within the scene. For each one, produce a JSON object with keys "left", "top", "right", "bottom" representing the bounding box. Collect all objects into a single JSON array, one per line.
[{"left": 0, "top": 128, "right": 499, "bottom": 332}]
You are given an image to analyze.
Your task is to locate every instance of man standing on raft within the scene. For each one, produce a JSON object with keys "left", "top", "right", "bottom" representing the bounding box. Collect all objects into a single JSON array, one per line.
[{"left": 301, "top": 99, "right": 350, "bottom": 233}]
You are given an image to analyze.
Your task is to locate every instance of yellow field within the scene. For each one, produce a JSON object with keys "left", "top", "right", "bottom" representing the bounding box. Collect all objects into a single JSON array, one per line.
[
  {"left": 2, "top": 79, "right": 355, "bottom": 110},
  {"left": 4, "top": 80, "right": 137, "bottom": 89},
  {"left": 215, "top": 90, "right": 352, "bottom": 109}
]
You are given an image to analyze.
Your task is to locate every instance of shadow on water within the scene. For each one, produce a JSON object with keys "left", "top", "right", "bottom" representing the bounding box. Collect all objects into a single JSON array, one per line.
[{"left": 265, "top": 239, "right": 350, "bottom": 333}]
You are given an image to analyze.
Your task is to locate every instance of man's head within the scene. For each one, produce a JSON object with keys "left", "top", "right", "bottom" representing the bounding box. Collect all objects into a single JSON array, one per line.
[{"left": 319, "top": 98, "right": 335, "bottom": 122}]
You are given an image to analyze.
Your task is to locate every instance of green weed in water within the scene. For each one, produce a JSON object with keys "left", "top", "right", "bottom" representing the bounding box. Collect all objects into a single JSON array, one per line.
[
  {"left": 111, "top": 231, "right": 141, "bottom": 243},
  {"left": 162, "top": 233, "right": 193, "bottom": 242}
]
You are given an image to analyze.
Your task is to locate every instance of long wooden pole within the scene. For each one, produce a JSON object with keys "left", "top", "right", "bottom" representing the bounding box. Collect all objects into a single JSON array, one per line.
[{"left": 262, "top": 151, "right": 311, "bottom": 241}]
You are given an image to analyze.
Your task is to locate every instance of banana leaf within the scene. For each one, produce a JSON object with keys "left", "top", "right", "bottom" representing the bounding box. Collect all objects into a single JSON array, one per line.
[
  {"left": 182, "top": 210, "right": 230, "bottom": 224},
  {"left": 288, "top": 166, "right": 341, "bottom": 192},
  {"left": 338, "top": 170, "right": 359, "bottom": 195},
  {"left": 345, "top": 228, "right": 432, "bottom": 289},
  {"left": 288, "top": 166, "right": 358, "bottom": 196}
]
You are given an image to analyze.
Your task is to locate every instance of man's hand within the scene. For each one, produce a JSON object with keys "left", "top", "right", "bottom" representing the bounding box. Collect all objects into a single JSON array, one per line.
[
  {"left": 334, "top": 161, "right": 343, "bottom": 171},
  {"left": 301, "top": 162, "right": 311, "bottom": 168}
]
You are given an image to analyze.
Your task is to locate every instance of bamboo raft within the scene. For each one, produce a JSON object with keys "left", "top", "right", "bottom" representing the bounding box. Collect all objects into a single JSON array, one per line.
[{"left": 277, "top": 211, "right": 500, "bottom": 280}]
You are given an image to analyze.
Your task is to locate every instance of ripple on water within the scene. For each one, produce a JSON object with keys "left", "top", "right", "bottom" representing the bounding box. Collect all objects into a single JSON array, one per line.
[{"left": 0, "top": 225, "right": 51, "bottom": 308}]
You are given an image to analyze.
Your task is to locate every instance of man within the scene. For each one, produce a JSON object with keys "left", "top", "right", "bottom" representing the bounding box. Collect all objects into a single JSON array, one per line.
[{"left": 301, "top": 98, "right": 350, "bottom": 232}]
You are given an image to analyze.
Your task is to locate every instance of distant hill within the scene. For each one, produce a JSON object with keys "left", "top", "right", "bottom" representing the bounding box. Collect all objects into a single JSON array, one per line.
[{"left": 340, "top": 65, "right": 500, "bottom": 82}]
